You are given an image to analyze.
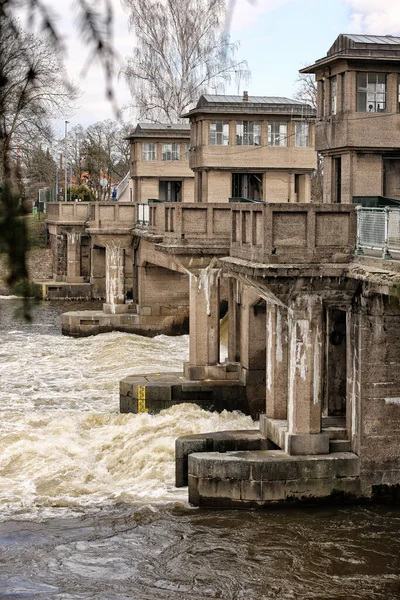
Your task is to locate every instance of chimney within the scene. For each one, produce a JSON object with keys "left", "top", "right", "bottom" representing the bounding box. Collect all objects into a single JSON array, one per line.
[{"left": 243, "top": 90, "right": 249, "bottom": 102}]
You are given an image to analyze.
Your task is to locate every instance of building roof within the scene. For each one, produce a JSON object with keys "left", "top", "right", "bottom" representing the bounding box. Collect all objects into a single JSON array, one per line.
[
  {"left": 126, "top": 123, "right": 190, "bottom": 139},
  {"left": 182, "top": 94, "right": 316, "bottom": 118},
  {"left": 301, "top": 33, "right": 400, "bottom": 73}
]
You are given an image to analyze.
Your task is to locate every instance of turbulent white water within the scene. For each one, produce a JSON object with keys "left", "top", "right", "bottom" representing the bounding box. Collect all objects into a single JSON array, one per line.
[{"left": 0, "top": 300, "right": 254, "bottom": 520}]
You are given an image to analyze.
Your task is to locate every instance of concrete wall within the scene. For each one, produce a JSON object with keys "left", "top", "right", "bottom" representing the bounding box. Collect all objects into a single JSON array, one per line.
[
  {"left": 231, "top": 203, "right": 357, "bottom": 264},
  {"left": 348, "top": 291, "right": 400, "bottom": 496}
]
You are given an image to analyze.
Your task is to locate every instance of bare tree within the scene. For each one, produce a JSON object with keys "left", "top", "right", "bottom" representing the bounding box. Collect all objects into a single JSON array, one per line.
[
  {"left": 83, "top": 120, "right": 130, "bottom": 201},
  {"left": 294, "top": 72, "right": 323, "bottom": 202},
  {"left": 122, "top": 0, "right": 250, "bottom": 123}
]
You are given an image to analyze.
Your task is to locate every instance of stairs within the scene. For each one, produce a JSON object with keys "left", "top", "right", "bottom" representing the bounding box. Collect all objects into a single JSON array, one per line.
[{"left": 322, "top": 416, "right": 351, "bottom": 453}]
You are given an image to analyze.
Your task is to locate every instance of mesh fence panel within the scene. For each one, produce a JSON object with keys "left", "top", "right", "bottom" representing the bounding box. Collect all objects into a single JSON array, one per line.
[
  {"left": 358, "top": 209, "right": 385, "bottom": 248},
  {"left": 388, "top": 209, "right": 400, "bottom": 251}
]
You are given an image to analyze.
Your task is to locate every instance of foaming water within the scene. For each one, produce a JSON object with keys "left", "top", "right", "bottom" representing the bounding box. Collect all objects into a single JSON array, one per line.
[
  {"left": 0, "top": 298, "right": 254, "bottom": 520},
  {"left": 1, "top": 299, "right": 400, "bottom": 599}
]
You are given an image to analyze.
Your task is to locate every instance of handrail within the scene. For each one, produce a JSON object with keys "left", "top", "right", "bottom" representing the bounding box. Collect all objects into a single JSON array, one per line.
[{"left": 355, "top": 206, "right": 400, "bottom": 259}]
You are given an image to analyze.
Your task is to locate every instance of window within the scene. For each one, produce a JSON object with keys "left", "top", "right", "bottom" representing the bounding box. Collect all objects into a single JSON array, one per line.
[
  {"left": 236, "top": 121, "right": 261, "bottom": 146},
  {"left": 357, "top": 72, "right": 386, "bottom": 112},
  {"left": 333, "top": 156, "right": 342, "bottom": 203},
  {"left": 210, "top": 120, "right": 229, "bottom": 145},
  {"left": 341, "top": 73, "right": 345, "bottom": 111},
  {"left": 398, "top": 76, "right": 400, "bottom": 112},
  {"left": 331, "top": 76, "right": 337, "bottom": 115},
  {"left": 268, "top": 122, "right": 287, "bottom": 147},
  {"left": 184, "top": 143, "right": 190, "bottom": 160},
  {"left": 295, "top": 122, "right": 309, "bottom": 147},
  {"left": 162, "top": 143, "right": 180, "bottom": 161},
  {"left": 232, "top": 173, "right": 263, "bottom": 200},
  {"left": 142, "top": 143, "right": 157, "bottom": 161},
  {"left": 159, "top": 180, "right": 182, "bottom": 202}
]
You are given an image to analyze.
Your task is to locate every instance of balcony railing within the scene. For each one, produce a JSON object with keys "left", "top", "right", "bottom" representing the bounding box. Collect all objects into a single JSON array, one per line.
[
  {"left": 46, "top": 201, "right": 91, "bottom": 223},
  {"left": 87, "top": 202, "right": 136, "bottom": 230},
  {"left": 230, "top": 203, "right": 357, "bottom": 264},
  {"left": 356, "top": 206, "right": 400, "bottom": 259},
  {"left": 148, "top": 202, "right": 231, "bottom": 247}
]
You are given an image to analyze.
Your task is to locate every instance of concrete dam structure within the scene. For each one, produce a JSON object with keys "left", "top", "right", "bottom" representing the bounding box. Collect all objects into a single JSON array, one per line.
[{"left": 38, "top": 36, "right": 400, "bottom": 508}]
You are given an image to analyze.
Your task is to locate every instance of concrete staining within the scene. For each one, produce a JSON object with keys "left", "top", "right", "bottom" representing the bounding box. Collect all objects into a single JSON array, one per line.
[{"left": 43, "top": 199, "right": 400, "bottom": 508}]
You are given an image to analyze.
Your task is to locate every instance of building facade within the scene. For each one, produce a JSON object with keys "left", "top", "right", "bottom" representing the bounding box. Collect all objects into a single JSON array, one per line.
[
  {"left": 302, "top": 34, "right": 400, "bottom": 204},
  {"left": 127, "top": 123, "right": 194, "bottom": 204},
  {"left": 182, "top": 94, "right": 316, "bottom": 203}
]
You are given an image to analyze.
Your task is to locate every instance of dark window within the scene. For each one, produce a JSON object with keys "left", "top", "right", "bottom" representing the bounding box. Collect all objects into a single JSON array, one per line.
[
  {"left": 232, "top": 173, "right": 263, "bottom": 200},
  {"left": 159, "top": 180, "right": 182, "bottom": 202},
  {"left": 333, "top": 157, "right": 341, "bottom": 204}
]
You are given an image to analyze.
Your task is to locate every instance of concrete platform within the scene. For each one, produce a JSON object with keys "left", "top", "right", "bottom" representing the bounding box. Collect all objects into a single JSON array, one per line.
[
  {"left": 62, "top": 310, "right": 189, "bottom": 337},
  {"left": 33, "top": 280, "right": 92, "bottom": 300},
  {"left": 175, "top": 429, "right": 275, "bottom": 487},
  {"left": 120, "top": 372, "right": 249, "bottom": 415},
  {"left": 188, "top": 450, "right": 361, "bottom": 508}
]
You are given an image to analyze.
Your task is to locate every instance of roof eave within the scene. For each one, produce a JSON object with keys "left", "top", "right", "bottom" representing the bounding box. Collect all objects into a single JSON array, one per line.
[{"left": 300, "top": 52, "right": 400, "bottom": 74}]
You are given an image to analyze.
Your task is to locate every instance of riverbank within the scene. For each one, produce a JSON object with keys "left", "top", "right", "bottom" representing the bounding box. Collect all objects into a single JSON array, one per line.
[{"left": 0, "top": 247, "right": 52, "bottom": 295}]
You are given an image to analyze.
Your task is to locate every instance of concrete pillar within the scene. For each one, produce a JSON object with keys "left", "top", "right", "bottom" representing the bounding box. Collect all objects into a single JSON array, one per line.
[
  {"left": 66, "top": 232, "right": 82, "bottom": 282},
  {"left": 289, "top": 173, "right": 296, "bottom": 203},
  {"left": 189, "top": 269, "right": 220, "bottom": 367},
  {"left": 285, "top": 294, "right": 329, "bottom": 455},
  {"left": 228, "top": 278, "right": 240, "bottom": 363},
  {"left": 103, "top": 243, "right": 126, "bottom": 314},
  {"left": 266, "top": 304, "right": 288, "bottom": 420}
]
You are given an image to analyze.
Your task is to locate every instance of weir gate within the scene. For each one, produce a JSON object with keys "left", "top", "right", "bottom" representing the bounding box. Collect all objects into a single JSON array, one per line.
[{"left": 41, "top": 199, "right": 400, "bottom": 507}]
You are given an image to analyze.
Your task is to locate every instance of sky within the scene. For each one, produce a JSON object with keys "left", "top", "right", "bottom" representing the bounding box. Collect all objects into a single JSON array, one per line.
[{"left": 17, "top": 0, "right": 400, "bottom": 134}]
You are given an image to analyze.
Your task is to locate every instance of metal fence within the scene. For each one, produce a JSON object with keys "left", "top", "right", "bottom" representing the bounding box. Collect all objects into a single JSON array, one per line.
[
  {"left": 356, "top": 206, "right": 400, "bottom": 258},
  {"left": 137, "top": 203, "right": 150, "bottom": 226}
]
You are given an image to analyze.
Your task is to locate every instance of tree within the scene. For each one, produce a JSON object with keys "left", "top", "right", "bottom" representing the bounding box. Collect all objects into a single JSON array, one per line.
[
  {"left": 82, "top": 120, "right": 130, "bottom": 201},
  {"left": 25, "top": 146, "right": 56, "bottom": 201},
  {"left": 0, "top": 0, "right": 117, "bottom": 309},
  {"left": 122, "top": 0, "right": 249, "bottom": 123},
  {"left": 0, "top": 0, "right": 250, "bottom": 304},
  {"left": 294, "top": 72, "right": 323, "bottom": 202}
]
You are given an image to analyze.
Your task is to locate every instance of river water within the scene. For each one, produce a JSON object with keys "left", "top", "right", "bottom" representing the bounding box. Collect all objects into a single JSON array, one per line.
[{"left": 0, "top": 298, "right": 399, "bottom": 599}]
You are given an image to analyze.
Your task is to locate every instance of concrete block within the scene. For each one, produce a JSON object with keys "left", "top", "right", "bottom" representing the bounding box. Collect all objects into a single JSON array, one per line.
[
  {"left": 139, "top": 306, "right": 152, "bottom": 316},
  {"left": 330, "top": 439, "right": 351, "bottom": 452},
  {"left": 103, "top": 303, "right": 131, "bottom": 314},
  {"left": 285, "top": 432, "right": 330, "bottom": 455},
  {"left": 261, "top": 480, "right": 287, "bottom": 501},
  {"left": 240, "top": 480, "right": 262, "bottom": 501}
]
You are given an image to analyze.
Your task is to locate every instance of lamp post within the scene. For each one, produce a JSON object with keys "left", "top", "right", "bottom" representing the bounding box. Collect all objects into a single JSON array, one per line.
[{"left": 64, "top": 120, "right": 69, "bottom": 202}]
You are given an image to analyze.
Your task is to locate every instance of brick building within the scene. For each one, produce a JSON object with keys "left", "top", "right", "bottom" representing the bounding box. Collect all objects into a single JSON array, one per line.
[
  {"left": 301, "top": 34, "right": 400, "bottom": 204},
  {"left": 127, "top": 123, "right": 194, "bottom": 203},
  {"left": 182, "top": 94, "right": 316, "bottom": 203}
]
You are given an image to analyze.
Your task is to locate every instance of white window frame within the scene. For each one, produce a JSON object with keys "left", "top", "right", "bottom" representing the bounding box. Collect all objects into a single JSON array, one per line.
[
  {"left": 357, "top": 72, "right": 386, "bottom": 112},
  {"left": 295, "top": 122, "right": 309, "bottom": 147},
  {"left": 236, "top": 121, "right": 261, "bottom": 146},
  {"left": 268, "top": 122, "right": 288, "bottom": 147},
  {"left": 162, "top": 143, "right": 180, "bottom": 161},
  {"left": 210, "top": 120, "right": 229, "bottom": 145},
  {"left": 331, "top": 76, "right": 337, "bottom": 115},
  {"left": 142, "top": 142, "right": 157, "bottom": 161}
]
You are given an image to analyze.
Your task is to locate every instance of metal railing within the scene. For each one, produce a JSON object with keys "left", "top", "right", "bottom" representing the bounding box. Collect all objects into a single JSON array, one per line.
[
  {"left": 137, "top": 203, "right": 150, "bottom": 226},
  {"left": 116, "top": 172, "right": 130, "bottom": 200},
  {"left": 356, "top": 206, "right": 400, "bottom": 259}
]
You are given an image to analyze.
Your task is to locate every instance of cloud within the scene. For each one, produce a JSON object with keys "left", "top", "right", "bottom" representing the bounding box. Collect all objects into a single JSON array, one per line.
[
  {"left": 345, "top": 0, "right": 400, "bottom": 35},
  {"left": 227, "top": 0, "right": 294, "bottom": 33}
]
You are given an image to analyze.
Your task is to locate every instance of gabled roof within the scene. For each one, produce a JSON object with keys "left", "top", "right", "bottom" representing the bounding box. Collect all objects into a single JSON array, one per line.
[
  {"left": 182, "top": 95, "right": 315, "bottom": 118},
  {"left": 301, "top": 33, "right": 400, "bottom": 73}
]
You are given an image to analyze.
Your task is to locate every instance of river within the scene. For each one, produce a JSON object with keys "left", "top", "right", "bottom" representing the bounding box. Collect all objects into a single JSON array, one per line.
[{"left": 0, "top": 297, "right": 399, "bottom": 599}]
